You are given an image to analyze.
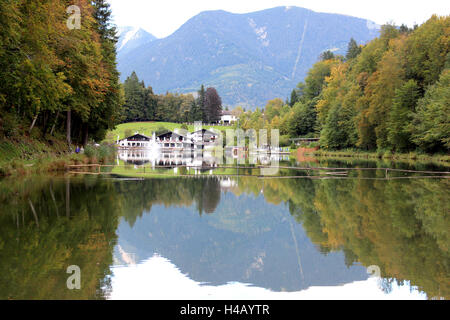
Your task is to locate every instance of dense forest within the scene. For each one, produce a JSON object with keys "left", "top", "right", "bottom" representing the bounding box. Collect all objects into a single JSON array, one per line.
[
  {"left": 239, "top": 16, "right": 449, "bottom": 154},
  {"left": 0, "top": 0, "right": 123, "bottom": 146},
  {"left": 122, "top": 72, "right": 223, "bottom": 124}
]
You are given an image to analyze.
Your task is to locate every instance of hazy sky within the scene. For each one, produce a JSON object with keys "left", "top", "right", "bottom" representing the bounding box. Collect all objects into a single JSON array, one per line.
[{"left": 107, "top": 0, "right": 449, "bottom": 38}]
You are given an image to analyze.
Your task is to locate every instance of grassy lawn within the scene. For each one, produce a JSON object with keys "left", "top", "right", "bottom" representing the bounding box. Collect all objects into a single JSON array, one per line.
[{"left": 103, "top": 121, "right": 234, "bottom": 143}]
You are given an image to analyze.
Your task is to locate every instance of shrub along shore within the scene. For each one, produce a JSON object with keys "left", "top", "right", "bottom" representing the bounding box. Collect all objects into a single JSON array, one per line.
[
  {"left": 0, "top": 137, "right": 116, "bottom": 177},
  {"left": 306, "top": 148, "right": 450, "bottom": 166}
]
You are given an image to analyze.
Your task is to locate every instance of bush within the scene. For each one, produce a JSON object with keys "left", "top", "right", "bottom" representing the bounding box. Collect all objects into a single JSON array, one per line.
[
  {"left": 98, "top": 144, "right": 115, "bottom": 163},
  {"left": 279, "top": 135, "right": 291, "bottom": 147},
  {"left": 98, "top": 145, "right": 109, "bottom": 161},
  {"left": 84, "top": 145, "right": 96, "bottom": 158},
  {"left": 0, "top": 113, "right": 20, "bottom": 138}
]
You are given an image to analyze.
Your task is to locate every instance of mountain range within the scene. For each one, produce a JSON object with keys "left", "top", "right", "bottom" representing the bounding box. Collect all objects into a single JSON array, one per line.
[{"left": 116, "top": 6, "right": 381, "bottom": 109}]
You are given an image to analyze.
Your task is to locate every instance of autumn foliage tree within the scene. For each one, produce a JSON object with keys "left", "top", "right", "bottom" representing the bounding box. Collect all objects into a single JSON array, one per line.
[{"left": 0, "top": 0, "right": 123, "bottom": 146}]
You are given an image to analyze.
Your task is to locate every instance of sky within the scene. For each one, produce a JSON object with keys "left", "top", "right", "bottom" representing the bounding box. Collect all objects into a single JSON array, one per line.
[{"left": 107, "top": 0, "right": 449, "bottom": 38}]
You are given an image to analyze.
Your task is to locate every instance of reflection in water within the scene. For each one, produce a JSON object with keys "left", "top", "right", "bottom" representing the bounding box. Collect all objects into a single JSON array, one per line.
[
  {"left": 107, "top": 255, "right": 426, "bottom": 300},
  {"left": 0, "top": 164, "right": 448, "bottom": 299},
  {"left": 118, "top": 150, "right": 290, "bottom": 167},
  {"left": 0, "top": 176, "right": 120, "bottom": 299},
  {"left": 113, "top": 194, "right": 368, "bottom": 293}
]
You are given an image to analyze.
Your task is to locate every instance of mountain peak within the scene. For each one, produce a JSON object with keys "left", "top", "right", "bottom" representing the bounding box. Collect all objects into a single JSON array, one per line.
[{"left": 117, "top": 26, "right": 157, "bottom": 55}]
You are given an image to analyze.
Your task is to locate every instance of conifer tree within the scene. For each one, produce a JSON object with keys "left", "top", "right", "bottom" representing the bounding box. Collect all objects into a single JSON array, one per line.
[
  {"left": 346, "top": 38, "right": 362, "bottom": 60},
  {"left": 197, "top": 85, "right": 206, "bottom": 122}
]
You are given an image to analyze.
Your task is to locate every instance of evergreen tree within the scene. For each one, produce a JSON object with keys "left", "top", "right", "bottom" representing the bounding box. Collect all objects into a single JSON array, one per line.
[
  {"left": 123, "top": 72, "right": 146, "bottom": 122},
  {"left": 197, "top": 85, "right": 206, "bottom": 122},
  {"left": 190, "top": 99, "right": 203, "bottom": 122},
  {"left": 346, "top": 38, "right": 362, "bottom": 60},
  {"left": 204, "top": 87, "right": 222, "bottom": 123},
  {"left": 320, "top": 50, "right": 335, "bottom": 61},
  {"left": 289, "top": 89, "right": 299, "bottom": 107},
  {"left": 143, "top": 86, "right": 157, "bottom": 121}
]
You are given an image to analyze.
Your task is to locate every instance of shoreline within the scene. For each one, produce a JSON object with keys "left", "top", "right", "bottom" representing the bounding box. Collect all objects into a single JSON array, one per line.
[
  {"left": 295, "top": 148, "right": 450, "bottom": 167},
  {"left": 0, "top": 137, "right": 115, "bottom": 177}
]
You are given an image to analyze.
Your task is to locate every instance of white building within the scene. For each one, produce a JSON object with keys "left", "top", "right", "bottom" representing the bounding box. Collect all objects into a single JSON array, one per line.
[
  {"left": 118, "top": 133, "right": 152, "bottom": 148},
  {"left": 189, "top": 129, "right": 219, "bottom": 144},
  {"left": 220, "top": 111, "right": 238, "bottom": 124},
  {"left": 156, "top": 131, "right": 194, "bottom": 151},
  {"left": 118, "top": 129, "right": 220, "bottom": 151}
]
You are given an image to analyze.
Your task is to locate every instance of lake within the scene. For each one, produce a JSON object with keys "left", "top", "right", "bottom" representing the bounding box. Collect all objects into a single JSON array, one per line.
[{"left": 0, "top": 156, "right": 448, "bottom": 300}]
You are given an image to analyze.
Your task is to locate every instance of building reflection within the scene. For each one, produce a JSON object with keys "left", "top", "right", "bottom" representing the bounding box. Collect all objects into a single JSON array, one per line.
[
  {"left": 118, "top": 150, "right": 290, "bottom": 168},
  {"left": 118, "top": 150, "right": 220, "bottom": 168}
]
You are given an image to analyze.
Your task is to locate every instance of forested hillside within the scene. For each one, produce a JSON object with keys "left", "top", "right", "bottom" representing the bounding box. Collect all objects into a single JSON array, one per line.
[
  {"left": 0, "top": 0, "right": 123, "bottom": 147},
  {"left": 240, "top": 16, "right": 449, "bottom": 154}
]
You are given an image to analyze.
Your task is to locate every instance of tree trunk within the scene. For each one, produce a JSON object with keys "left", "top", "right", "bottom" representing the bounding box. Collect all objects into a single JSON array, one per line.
[
  {"left": 83, "top": 125, "right": 89, "bottom": 146},
  {"left": 50, "top": 110, "right": 60, "bottom": 136},
  {"left": 65, "top": 178, "right": 70, "bottom": 218},
  {"left": 49, "top": 183, "right": 59, "bottom": 218},
  {"left": 41, "top": 111, "right": 49, "bottom": 138},
  {"left": 67, "top": 109, "right": 72, "bottom": 150},
  {"left": 28, "top": 199, "right": 39, "bottom": 228},
  {"left": 29, "top": 114, "right": 38, "bottom": 133}
]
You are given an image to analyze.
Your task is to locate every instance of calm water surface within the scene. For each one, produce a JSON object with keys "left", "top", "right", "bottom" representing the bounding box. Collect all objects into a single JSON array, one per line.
[{"left": 0, "top": 158, "right": 448, "bottom": 299}]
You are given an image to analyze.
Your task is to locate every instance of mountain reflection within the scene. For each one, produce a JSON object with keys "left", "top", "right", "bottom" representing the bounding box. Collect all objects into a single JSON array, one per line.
[{"left": 0, "top": 170, "right": 447, "bottom": 299}]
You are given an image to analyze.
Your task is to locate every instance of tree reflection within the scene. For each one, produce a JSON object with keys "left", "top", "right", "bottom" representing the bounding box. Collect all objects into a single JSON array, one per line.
[
  {"left": 235, "top": 173, "right": 449, "bottom": 299},
  {"left": 116, "top": 177, "right": 222, "bottom": 226},
  {"left": 0, "top": 171, "right": 447, "bottom": 299},
  {"left": 0, "top": 176, "right": 120, "bottom": 300}
]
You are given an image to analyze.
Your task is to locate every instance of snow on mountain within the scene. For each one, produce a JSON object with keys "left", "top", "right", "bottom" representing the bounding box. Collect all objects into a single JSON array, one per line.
[{"left": 116, "top": 26, "right": 157, "bottom": 55}]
